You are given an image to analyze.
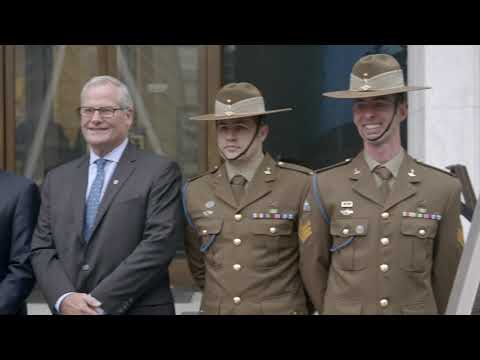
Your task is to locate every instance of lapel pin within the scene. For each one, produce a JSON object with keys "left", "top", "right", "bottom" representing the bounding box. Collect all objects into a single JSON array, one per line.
[
  {"left": 264, "top": 167, "right": 272, "bottom": 175},
  {"left": 205, "top": 201, "right": 215, "bottom": 209},
  {"left": 341, "top": 201, "right": 353, "bottom": 208},
  {"left": 408, "top": 169, "right": 416, "bottom": 177},
  {"left": 340, "top": 209, "right": 354, "bottom": 216},
  {"left": 303, "top": 201, "right": 311, "bottom": 212},
  {"left": 113, "top": 179, "right": 119, "bottom": 185},
  {"left": 353, "top": 168, "right": 361, "bottom": 175}
]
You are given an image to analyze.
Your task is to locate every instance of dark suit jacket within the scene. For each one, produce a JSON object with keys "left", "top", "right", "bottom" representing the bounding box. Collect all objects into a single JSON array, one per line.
[
  {"left": 31, "top": 143, "right": 184, "bottom": 315},
  {"left": 0, "top": 172, "right": 40, "bottom": 315}
]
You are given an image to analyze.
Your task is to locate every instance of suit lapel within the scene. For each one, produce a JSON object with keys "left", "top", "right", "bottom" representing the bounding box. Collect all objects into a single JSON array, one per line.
[
  {"left": 71, "top": 156, "right": 89, "bottom": 241},
  {"left": 350, "top": 153, "right": 384, "bottom": 207},
  {"left": 88, "top": 143, "right": 137, "bottom": 242},
  {"left": 384, "top": 155, "right": 421, "bottom": 211},
  {"left": 236, "top": 154, "right": 276, "bottom": 212}
]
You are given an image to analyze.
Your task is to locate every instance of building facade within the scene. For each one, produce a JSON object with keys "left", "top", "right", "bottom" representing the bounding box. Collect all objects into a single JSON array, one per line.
[{"left": 0, "top": 45, "right": 476, "bottom": 310}]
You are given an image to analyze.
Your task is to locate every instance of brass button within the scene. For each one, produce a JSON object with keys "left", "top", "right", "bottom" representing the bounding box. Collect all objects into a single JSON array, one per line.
[
  {"left": 202, "top": 229, "right": 208, "bottom": 235},
  {"left": 381, "top": 212, "right": 390, "bottom": 219},
  {"left": 233, "top": 264, "right": 242, "bottom": 271},
  {"left": 269, "top": 227, "right": 277, "bottom": 234},
  {"left": 380, "top": 237, "right": 390, "bottom": 246},
  {"left": 342, "top": 228, "right": 350, "bottom": 235},
  {"left": 233, "top": 297, "right": 241, "bottom": 304},
  {"left": 419, "top": 229, "right": 426, "bottom": 236},
  {"left": 81, "top": 264, "right": 90, "bottom": 271},
  {"left": 380, "top": 264, "right": 389, "bottom": 273},
  {"left": 233, "top": 238, "right": 242, "bottom": 246},
  {"left": 234, "top": 214, "right": 243, "bottom": 221},
  {"left": 379, "top": 298, "right": 389, "bottom": 308}
]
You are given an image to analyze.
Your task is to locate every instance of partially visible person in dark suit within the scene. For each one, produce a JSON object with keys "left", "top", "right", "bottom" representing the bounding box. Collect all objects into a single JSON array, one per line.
[
  {"left": 31, "top": 75, "right": 183, "bottom": 315},
  {"left": 0, "top": 173, "right": 40, "bottom": 314}
]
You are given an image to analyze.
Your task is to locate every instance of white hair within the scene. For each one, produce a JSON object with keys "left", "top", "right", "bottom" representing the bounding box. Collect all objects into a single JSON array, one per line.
[{"left": 81, "top": 75, "right": 133, "bottom": 109}]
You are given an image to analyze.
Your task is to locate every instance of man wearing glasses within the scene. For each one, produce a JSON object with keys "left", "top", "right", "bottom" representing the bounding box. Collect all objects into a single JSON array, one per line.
[{"left": 31, "top": 76, "right": 183, "bottom": 315}]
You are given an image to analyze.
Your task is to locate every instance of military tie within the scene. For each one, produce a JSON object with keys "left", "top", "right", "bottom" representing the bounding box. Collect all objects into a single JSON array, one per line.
[
  {"left": 374, "top": 165, "right": 393, "bottom": 203},
  {"left": 231, "top": 174, "right": 247, "bottom": 205},
  {"left": 84, "top": 158, "right": 108, "bottom": 241}
]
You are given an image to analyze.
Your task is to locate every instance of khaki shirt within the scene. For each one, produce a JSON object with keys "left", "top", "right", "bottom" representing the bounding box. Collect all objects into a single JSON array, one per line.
[
  {"left": 299, "top": 151, "right": 463, "bottom": 315},
  {"left": 364, "top": 148, "right": 404, "bottom": 189},
  {"left": 184, "top": 153, "right": 312, "bottom": 315}
]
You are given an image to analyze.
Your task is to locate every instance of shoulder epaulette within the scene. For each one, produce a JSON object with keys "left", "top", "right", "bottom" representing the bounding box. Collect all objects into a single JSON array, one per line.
[
  {"left": 315, "top": 158, "right": 352, "bottom": 174},
  {"left": 277, "top": 161, "right": 314, "bottom": 175},
  {"left": 187, "top": 165, "right": 220, "bottom": 182},
  {"left": 414, "top": 159, "right": 456, "bottom": 177}
]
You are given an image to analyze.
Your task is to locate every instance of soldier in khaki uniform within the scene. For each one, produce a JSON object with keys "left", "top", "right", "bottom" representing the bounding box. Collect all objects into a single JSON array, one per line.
[
  {"left": 183, "top": 82, "right": 313, "bottom": 314},
  {"left": 299, "top": 54, "right": 464, "bottom": 315}
]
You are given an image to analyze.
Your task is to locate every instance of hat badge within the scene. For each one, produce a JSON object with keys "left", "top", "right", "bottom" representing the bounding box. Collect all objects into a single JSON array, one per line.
[
  {"left": 360, "top": 73, "right": 371, "bottom": 91},
  {"left": 225, "top": 99, "right": 234, "bottom": 116}
]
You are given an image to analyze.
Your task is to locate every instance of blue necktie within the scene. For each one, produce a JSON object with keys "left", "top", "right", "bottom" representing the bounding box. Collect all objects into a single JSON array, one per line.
[{"left": 84, "top": 158, "right": 108, "bottom": 241}]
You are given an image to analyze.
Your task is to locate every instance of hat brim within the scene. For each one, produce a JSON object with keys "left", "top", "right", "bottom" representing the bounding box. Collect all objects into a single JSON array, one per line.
[
  {"left": 323, "top": 86, "right": 431, "bottom": 99},
  {"left": 189, "top": 108, "right": 292, "bottom": 121}
]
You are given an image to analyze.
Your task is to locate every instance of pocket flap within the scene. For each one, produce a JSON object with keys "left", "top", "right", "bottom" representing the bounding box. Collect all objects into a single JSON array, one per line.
[
  {"left": 330, "top": 218, "right": 369, "bottom": 237},
  {"left": 324, "top": 301, "right": 363, "bottom": 315},
  {"left": 401, "top": 218, "right": 437, "bottom": 239},
  {"left": 196, "top": 218, "right": 223, "bottom": 235},
  {"left": 252, "top": 220, "right": 293, "bottom": 236}
]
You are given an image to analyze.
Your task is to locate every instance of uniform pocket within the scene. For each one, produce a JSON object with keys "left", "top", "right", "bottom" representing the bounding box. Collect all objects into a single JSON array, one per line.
[
  {"left": 329, "top": 218, "right": 369, "bottom": 271},
  {"left": 260, "top": 296, "right": 307, "bottom": 315},
  {"left": 194, "top": 218, "right": 224, "bottom": 268},
  {"left": 400, "top": 218, "right": 437, "bottom": 272},
  {"left": 252, "top": 220, "right": 295, "bottom": 268},
  {"left": 323, "top": 301, "right": 363, "bottom": 315},
  {"left": 400, "top": 302, "right": 437, "bottom": 315}
]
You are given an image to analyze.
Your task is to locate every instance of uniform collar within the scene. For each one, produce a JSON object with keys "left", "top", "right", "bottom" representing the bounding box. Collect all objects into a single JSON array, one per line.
[
  {"left": 363, "top": 148, "right": 405, "bottom": 179},
  {"left": 349, "top": 151, "right": 421, "bottom": 209},
  {"left": 225, "top": 151, "right": 265, "bottom": 183},
  {"left": 211, "top": 153, "right": 277, "bottom": 211}
]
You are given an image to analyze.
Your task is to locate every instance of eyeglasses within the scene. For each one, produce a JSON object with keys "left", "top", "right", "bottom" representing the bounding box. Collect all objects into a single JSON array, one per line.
[{"left": 77, "top": 107, "right": 128, "bottom": 119}]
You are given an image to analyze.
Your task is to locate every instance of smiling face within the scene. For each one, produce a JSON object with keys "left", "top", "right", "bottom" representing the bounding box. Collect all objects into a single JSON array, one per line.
[
  {"left": 80, "top": 82, "right": 133, "bottom": 157},
  {"left": 216, "top": 116, "right": 268, "bottom": 161},
  {"left": 352, "top": 94, "right": 407, "bottom": 146}
]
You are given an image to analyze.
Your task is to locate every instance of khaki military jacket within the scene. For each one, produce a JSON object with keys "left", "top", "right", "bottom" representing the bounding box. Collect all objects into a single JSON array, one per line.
[
  {"left": 299, "top": 152, "right": 463, "bottom": 315},
  {"left": 184, "top": 153, "right": 312, "bottom": 315}
]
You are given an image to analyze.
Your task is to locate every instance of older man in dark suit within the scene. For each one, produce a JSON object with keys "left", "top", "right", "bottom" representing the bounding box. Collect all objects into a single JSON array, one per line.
[
  {"left": 0, "top": 172, "right": 40, "bottom": 314},
  {"left": 31, "top": 76, "right": 183, "bottom": 315}
]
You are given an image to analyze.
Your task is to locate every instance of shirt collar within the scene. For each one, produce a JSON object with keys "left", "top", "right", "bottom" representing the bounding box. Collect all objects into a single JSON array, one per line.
[
  {"left": 364, "top": 148, "right": 405, "bottom": 179},
  {"left": 89, "top": 138, "right": 129, "bottom": 166},
  {"left": 225, "top": 151, "right": 265, "bottom": 183}
]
